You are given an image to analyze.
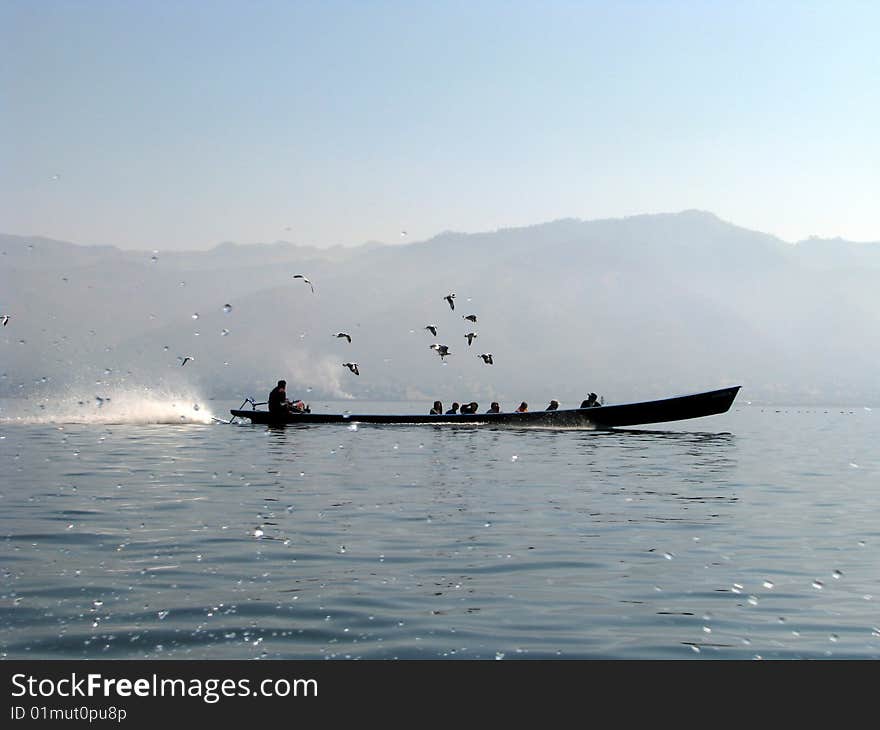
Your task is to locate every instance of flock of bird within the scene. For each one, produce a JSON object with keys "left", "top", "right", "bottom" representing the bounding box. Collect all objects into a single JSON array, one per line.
[
  {"left": 1, "top": 240, "right": 502, "bottom": 401},
  {"left": 429, "top": 291, "right": 494, "bottom": 368},
  {"left": 166, "top": 269, "right": 496, "bottom": 385},
  {"left": 0, "top": 248, "right": 508, "bottom": 414},
  {"left": 289, "top": 274, "right": 495, "bottom": 379}
]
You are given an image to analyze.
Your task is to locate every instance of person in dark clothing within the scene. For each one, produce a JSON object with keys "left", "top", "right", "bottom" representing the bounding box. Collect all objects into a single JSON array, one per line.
[
  {"left": 430, "top": 400, "right": 443, "bottom": 415},
  {"left": 459, "top": 402, "right": 478, "bottom": 414},
  {"left": 486, "top": 402, "right": 501, "bottom": 413},
  {"left": 446, "top": 402, "right": 460, "bottom": 414},
  {"left": 268, "top": 380, "right": 309, "bottom": 415},
  {"left": 580, "top": 393, "right": 600, "bottom": 408},
  {"left": 546, "top": 399, "right": 559, "bottom": 411},
  {"left": 268, "top": 380, "right": 289, "bottom": 415}
]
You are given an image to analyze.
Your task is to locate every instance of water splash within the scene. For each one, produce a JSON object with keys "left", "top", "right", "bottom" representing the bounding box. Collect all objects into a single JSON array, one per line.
[{"left": 0, "top": 386, "right": 215, "bottom": 425}]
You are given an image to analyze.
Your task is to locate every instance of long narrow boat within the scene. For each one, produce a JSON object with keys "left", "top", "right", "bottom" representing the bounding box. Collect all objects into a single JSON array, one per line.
[{"left": 229, "top": 385, "right": 741, "bottom": 428}]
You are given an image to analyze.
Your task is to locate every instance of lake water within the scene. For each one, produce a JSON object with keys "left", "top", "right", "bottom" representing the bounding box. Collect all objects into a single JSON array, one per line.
[{"left": 1, "top": 397, "right": 879, "bottom": 660}]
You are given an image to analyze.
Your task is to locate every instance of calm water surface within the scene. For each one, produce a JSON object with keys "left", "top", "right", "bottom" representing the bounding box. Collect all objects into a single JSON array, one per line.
[{"left": 1, "top": 400, "right": 879, "bottom": 659}]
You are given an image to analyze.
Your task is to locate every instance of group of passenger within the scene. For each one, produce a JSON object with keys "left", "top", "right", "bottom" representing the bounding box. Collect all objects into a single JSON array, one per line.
[
  {"left": 429, "top": 393, "right": 602, "bottom": 415},
  {"left": 430, "top": 400, "right": 501, "bottom": 415},
  {"left": 268, "top": 377, "right": 601, "bottom": 420},
  {"left": 269, "top": 379, "right": 601, "bottom": 418}
]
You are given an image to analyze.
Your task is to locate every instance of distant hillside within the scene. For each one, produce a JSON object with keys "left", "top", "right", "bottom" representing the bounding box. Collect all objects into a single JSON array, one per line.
[{"left": 2, "top": 212, "right": 879, "bottom": 407}]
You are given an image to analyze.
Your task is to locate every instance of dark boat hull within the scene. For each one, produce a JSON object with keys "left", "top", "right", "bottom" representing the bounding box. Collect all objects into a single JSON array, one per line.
[{"left": 229, "top": 386, "right": 741, "bottom": 429}]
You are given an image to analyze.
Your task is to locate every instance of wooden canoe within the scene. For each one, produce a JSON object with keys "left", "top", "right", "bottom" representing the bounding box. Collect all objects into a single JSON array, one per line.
[{"left": 229, "top": 385, "right": 741, "bottom": 428}]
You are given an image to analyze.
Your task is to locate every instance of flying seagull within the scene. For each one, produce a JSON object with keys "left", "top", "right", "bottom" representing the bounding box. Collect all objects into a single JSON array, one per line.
[
  {"left": 333, "top": 332, "right": 352, "bottom": 343},
  {"left": 424, "top": 325, "right": 437, "bottom": 336},
  {"left": 1, "top": 315, "right": 9, "bottom": 326},
  {"left": 430, "top": 344, "right": 451, "bottom": 360},
  {"left": 444, "top": 293, "right": 455, "bottom": 311},
  {"left": 463, "top": 314, "right": 477, "bottom": 324},
  {"left": 293, "top": 274, "right": 314, "bottom": 293},
  {"left": 477, "top": 353, "right": 494, "bottom": 365},
  {"left": 178, "top": 356, "right": 194, "bottom": 366},
  {"left": 342, "top": 362, "right": 360, "bottom": 376},
  {"left": 464, "top": 332, "right": 477, "bottom": 346}
]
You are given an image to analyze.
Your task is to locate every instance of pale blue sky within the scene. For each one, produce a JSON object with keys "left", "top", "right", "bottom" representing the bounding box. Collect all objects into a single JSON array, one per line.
[{"left": 2, "top": 0, "right": 878, "bottom": 249}]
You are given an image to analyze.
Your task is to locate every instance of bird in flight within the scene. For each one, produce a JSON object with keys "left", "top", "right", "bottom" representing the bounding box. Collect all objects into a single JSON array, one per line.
[
  {"left": 444, "top": 293, "right": 455, "bottom": 311},
  {"left": 463, "top": 314, "right": 477, "bottom": 324},
  {"left": 477, "top": 353, "right": 494, "bottom": 365},
  {"left": 342, "top": 362, "right": 360, "bottom": 376},
  {"left": 464, "top": 332, "right": 477, "bottom": 346},
  {"left": 293, "top": 274, "right": 314, "bottom": 293},
  {"left": 333, "top": 332, "right": 352, "bottom": 343},
  {"left": 424, "top": 325, "right": 437, "bottom": 336},
  {"left": 1, "top": 315, "right": 9, "bottom": 326},
  {"left": 178, "top": 356, "right": 194, "bottom": 366},
  {"left": 430, "top": 344, "right": 451, "bottom": 360}
]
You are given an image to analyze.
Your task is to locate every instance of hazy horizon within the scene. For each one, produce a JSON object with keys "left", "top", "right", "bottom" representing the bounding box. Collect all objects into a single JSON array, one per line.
[
  {"left": 3, "top": 208, "right": 879, "bottom": 255},
  {"left": 3, "top": 210, "right": 880, "bottom": 408}
]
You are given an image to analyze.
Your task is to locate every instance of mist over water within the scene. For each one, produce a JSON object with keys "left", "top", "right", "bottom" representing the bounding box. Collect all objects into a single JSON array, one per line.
[{"left": 4, "top": 212, "right": 880, "bottom": 406}]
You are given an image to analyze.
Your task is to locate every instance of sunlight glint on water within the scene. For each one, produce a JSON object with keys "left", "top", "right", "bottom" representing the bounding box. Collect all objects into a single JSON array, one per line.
[{"left": 0, "top": 402, "right": 878, "bottom": 659}]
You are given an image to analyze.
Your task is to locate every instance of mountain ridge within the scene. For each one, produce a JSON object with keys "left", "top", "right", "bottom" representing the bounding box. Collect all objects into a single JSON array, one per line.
[{"left": 2, "top": 211, "right": 878, "bottom": 406}]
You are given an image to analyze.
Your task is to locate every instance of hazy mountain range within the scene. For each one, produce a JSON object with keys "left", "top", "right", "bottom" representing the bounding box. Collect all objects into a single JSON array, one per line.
[{"left": 2, "top": 210, "right": 879, "bottom": 408}]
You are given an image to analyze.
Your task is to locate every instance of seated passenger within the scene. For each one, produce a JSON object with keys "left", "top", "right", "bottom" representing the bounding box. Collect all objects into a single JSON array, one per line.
[
  {"left": 430, "top": 400, "right": 443, "bottom": 415},
  {"left": 486, "top": 402, "right": 501, "bottom": 414},
  {"left": 580, "top": 393, "right": 600, "bottom": 408},
  {"left": 460, "top": 401, "right": 478, "bottom": 414},
  {"left": 515, "top": 401, "right": 528, "bottom": 413},
  {"left": 445, "top": 402, "right": 460, "bottom": 414},
  {"left": 546, "top": 399, "right": 559, "bottom": 411}
]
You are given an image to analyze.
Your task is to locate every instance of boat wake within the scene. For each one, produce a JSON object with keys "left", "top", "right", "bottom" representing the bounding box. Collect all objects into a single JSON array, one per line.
[{"left": 0, "top": 387, "right": 215, "bottom": 425}]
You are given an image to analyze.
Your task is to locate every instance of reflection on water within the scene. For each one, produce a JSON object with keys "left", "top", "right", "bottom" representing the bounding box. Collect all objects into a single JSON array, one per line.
[{"left": 1, "top": 405, "right": 878, "bottom": 659}]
